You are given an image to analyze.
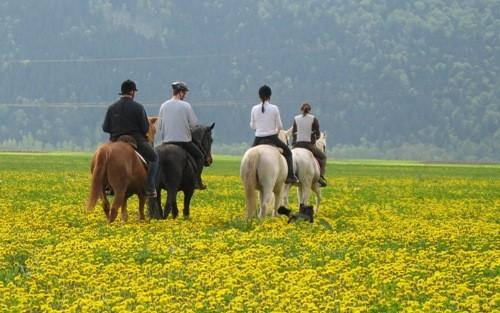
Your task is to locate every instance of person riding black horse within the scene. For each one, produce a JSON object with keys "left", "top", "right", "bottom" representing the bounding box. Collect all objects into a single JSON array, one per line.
[
  {"left": 157, "top": 81, "right": 207, "bottom": 190},
  {"left": 102, "top": 79, "right": 159, "bottom": 198}
]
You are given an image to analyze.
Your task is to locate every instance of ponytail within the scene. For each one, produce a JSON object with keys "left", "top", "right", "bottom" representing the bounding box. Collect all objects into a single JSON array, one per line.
[
  {"left": 258, "top": 85, "right": 272, "bottom": 113},
  {"left": 300, "top": 102, "right": 311, "bottom": 116}
]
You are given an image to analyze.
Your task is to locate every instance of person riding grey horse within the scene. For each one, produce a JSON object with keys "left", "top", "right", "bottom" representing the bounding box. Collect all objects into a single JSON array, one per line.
[
  {"left": 102, "top": 79, "right": 159, "bottom": 198},
  {"left": 157, "top": 81, "right": 207, "bottom": 190},
  {"left": 292, "top": 102, "right": 327, "bottom": 187},
  {"left": 250, "top": 85, "right": 298, "bottom": 184}
]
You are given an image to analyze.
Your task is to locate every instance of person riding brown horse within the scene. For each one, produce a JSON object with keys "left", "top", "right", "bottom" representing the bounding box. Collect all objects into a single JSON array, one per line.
[
  {"left": 86, "top": 79, "right": 159, "bottom": 222},
  {"left": 87, "top": 116, "right": 158, "bottom": 223},
  {"left": 102, "top": 79, "right": 159, "bottom": 197}
]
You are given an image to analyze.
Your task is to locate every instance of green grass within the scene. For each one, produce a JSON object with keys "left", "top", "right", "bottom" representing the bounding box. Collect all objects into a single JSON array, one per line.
[{"left": 1, "top": 152, "right": 498, "bottom": 177}]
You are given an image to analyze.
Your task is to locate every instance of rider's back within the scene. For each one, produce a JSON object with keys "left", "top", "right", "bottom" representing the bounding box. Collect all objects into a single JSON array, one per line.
[
  {"left": 158, "top": 99, "right": 198, "bottom": 143},
  {"left": 103, "top": 97, "right": 149, "bottom": 142}
]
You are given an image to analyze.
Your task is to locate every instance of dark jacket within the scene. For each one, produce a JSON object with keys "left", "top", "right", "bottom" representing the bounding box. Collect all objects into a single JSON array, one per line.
[{"left": 102, "top": 97, "right": 149, "bottom": 141}]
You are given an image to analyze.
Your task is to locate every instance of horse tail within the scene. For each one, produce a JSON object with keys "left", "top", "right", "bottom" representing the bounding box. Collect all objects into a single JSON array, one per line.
[
  {"left": 241, "top": 149, "right": 259, "bottom": 218},
  {"left": 87, "top": 144, "right": 109, "bottom": 211}
]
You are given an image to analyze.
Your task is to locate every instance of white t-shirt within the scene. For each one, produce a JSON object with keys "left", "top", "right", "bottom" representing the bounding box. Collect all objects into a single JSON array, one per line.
[
  {"left": 249, "top": 101, "right": 283, "bottom": 137},
  {"left": 158, "top": 98, "right": 198, "bottom": 142}
]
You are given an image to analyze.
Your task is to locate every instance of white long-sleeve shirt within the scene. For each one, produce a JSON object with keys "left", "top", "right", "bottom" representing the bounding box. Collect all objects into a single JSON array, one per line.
[
  {"left": 249, "top": 101, "right": 283, "bottom": 137},
  {"left": 158, "top": 99, "right": 198, "bottom": 142}
]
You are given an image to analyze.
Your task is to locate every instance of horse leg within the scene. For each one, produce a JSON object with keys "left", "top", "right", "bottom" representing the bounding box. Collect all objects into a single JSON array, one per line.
[
  {"left": 296, "top": 184, "right": 302, "bottom": 208},
  {"left": 121, "top": 199, "right": 129, "bottom": 222},
  {"left": 154, "top": 188, "right": 163, "bottom": 219},
  {"left": 259, "top": 188, "right": 274, "bottom": 219},
  {"left": 102, "top": 192, "right": 110, "bottom": 218},
  {"left": 164, "top": 188, "right": 177, "bottom": 219},
  {"left": 246, "top": 193, "right": 257, "bottom": 219},
  {"left": 312, "top": 183, "right": 321, "bottom": 213},
  {"left": 163, "top": 190, "right": 171, "bottom": 219},
  {"left": 273, "top": 186, "right": 285, "bottom": 217},
  {"left": 138, "top": 195, "right": 146, "bottom": 220},
  {"left": 109, "top": 191, "right": 125, "bottom": 223},
  {"left": 300, "top": 183, "right": 312, "bottom": 207},
  {"left": 183, "top": 189, "right": 194, "bottom": 218},
  {"left": 282, "top": 183, "right": 291, "bottom": 208},
  {"left": 172, "top": 196, "right": 179, "bottom": 219}
]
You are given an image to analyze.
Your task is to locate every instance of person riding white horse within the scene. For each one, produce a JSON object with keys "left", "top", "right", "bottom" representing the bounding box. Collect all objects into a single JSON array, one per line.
[
  {"left": 283, "top": 145, "right": 322, "bottom": 214},
  {"left": 240, "top": 85, "right": 298, "bottom": 218},
  {"left": 292, "top": 102, "right": 327, "bottom": 187},
  {"left": 250, "top": 85, "right": 298, "bottom": 184}
]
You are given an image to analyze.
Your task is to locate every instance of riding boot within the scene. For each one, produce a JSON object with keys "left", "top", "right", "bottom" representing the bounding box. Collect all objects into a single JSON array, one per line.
[
  {"left": 318, "top": 157, "right": 327, "bottom": 187},
  {"left": 194, "top": 160, "right": 207, "bottom": 190},
  {"left": 318, "top": 175, "right": 327, "bottom": 187},
  {"left": 285, "top": 168, "right": 299, "bottom": 184},
  {"left": 145, "top": 158, "right": 159, "bottom": 198},
  {"left": 284, "top": 153, "right": 299, "bottom": 184}
]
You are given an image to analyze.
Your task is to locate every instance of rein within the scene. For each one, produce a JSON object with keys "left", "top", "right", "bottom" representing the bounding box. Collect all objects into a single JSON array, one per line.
[{"left": 192, "top": 130, "right": 209, "bottom": 160}]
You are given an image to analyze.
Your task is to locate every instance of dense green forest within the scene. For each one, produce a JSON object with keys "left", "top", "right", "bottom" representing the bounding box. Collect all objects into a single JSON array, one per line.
[{"left": 0, "top": 1, "right": 499, "bottom": 161}]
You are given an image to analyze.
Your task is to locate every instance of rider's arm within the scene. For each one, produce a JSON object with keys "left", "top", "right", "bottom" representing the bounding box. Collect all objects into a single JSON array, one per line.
[
  {"left": 312, "top": 117, "right": 320, "bottom": 142},
  {"left": 249, "top": 107, "right": 256, "bottom": 130},
  {"left": 139, "top": 108, "right": 149, "bottom": 137},
  {"left": 275, "top": 107, "right": 283, "bottom": 131},
  {"left": 292, "top": 120, "right": 297, "bottom": 145},
  {"left": 187, "top": 104, "right": 199, "bottom": 129},
  {"left": 102, "top": 108, "right": 111, "bottom": 133}
]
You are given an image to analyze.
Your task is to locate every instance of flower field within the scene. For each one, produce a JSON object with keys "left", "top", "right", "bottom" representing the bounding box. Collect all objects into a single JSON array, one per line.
[{"left": 0, "top": 153, "right": 498, "bottom": 312}]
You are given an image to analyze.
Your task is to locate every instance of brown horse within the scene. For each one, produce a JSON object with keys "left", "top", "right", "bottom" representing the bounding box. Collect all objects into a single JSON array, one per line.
[{"left": 87, "top": 117, "right": 158, "bottom": 223}]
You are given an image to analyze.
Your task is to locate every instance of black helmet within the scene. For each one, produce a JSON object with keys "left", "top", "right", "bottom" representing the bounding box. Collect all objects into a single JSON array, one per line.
[
  {"left": 119, "top": 79, "right": 138, "bottom": 95},
  {"left": 171, "top": 81, "right": 189, "bottom": 92},
  {"left": 259, "top": 85, "right": 272, "bottom": 100}
]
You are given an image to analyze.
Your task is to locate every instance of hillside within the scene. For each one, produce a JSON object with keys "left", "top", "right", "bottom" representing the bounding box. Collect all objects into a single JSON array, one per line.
[{"left": 0, "top": 1, "right": 498, "bottom": 160}]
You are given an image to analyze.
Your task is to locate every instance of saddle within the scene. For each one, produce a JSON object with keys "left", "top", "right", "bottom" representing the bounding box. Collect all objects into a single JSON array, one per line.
[
  {"left": 292, "top": 146, "right": 320, "bottom": 169},
  {"left": 163, "top": 142, "right": 200, "bottom": 174},
  {"left": 115, "top": 135, "right": 147, "bottom": 166},
  {"left": 256, "top": 140, "right": 284, "bottom": 154}
]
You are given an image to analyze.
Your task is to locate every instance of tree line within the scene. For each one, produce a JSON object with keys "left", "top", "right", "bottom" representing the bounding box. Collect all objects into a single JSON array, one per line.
[{"left": 0, "top": 0, "right": 498, "bottom": 161}]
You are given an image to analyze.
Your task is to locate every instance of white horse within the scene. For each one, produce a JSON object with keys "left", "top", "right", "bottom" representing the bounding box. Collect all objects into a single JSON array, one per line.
[
  {"left": 316, "top": 132, "right": 327, "bottom": 153},
  {"left": 240, "top": 144, "right": 288, "bottom": 219},
  {"left": 281, "top": 129, "right": 327, "bottom": 213}
]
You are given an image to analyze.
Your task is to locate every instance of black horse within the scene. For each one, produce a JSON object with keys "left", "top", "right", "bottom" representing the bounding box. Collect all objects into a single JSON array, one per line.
[{"left": 148, "top": 123, "right": 215, "bottom": 219}]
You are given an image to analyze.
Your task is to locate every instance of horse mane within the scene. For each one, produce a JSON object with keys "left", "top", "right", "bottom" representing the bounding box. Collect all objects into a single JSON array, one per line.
[
  {"left": 316, "top": 132, "right": 327, "bottom": 152},
  {"left": 278, "top": 127, "right": 293, "bottom": 146},
  {"left": 191, "top": 125, "right": 206, "bottom": 142}
]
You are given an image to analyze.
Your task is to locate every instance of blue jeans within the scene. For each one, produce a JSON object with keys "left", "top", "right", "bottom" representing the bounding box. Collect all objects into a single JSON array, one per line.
[{"left": 136, "top": 139, "right": 159, "bottom": 192}]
